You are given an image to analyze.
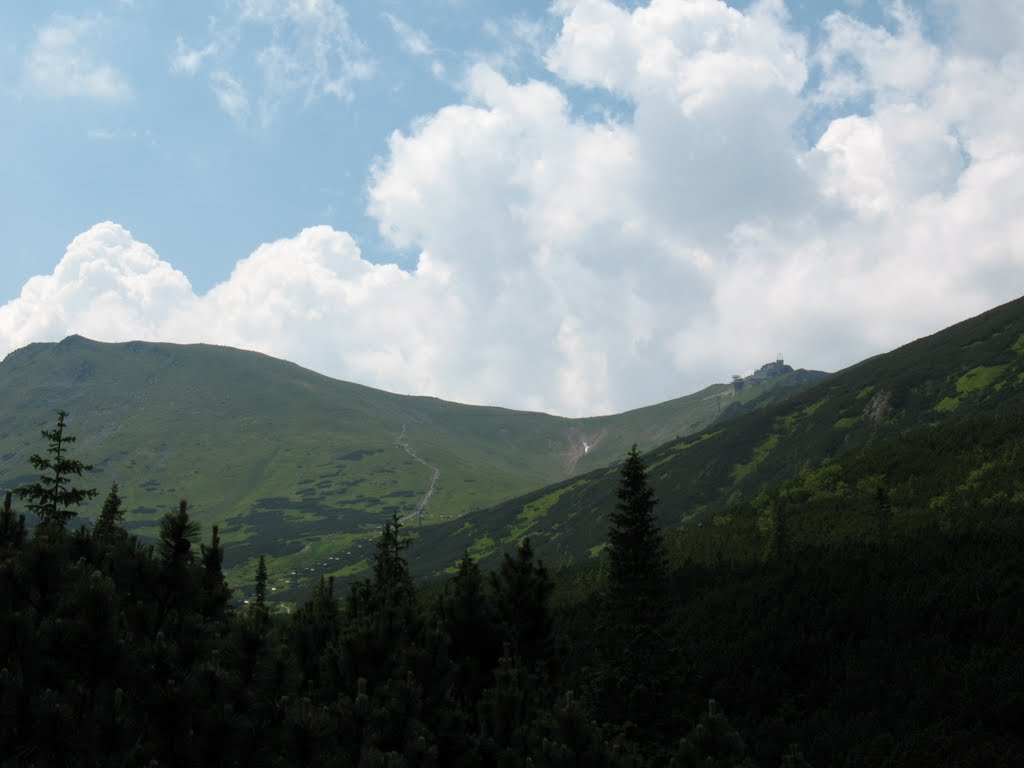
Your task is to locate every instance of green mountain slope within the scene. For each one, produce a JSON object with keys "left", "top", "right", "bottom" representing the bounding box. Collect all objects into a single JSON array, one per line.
[
  {"left": 411, "top": 295, "right": 1024, "bottom": 576},
  {"left": 0, "top": 335, "right": 822, "bottom": 589}
]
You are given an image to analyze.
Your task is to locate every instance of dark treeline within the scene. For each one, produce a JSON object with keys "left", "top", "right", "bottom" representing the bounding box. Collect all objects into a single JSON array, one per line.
[{"left": 1, "top": 419, "right": 1022, "bottom": 766}]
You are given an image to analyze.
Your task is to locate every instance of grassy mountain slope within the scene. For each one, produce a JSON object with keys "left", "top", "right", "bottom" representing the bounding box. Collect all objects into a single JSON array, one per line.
[
  {"left": 410, "top": 295, "right": 1024, "bottom": 576},
  {"left": 0, "top": 335, "right": 821, "bottom": 589}
]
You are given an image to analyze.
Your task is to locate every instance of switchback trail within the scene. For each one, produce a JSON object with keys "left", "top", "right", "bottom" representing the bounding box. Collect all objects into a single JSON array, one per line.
[{"left": 395, "top": 424, "right": 440, "bottom": 526}]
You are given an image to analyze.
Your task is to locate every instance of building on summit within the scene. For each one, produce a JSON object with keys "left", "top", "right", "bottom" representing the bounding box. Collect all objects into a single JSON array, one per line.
[{"left": 732, "top": 355, "right": 793, "bottom": 390}]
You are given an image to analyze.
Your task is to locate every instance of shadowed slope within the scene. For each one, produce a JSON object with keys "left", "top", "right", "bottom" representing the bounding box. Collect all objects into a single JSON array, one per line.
[{"left": 409, "top": 295, "right": 1024, "bottom": 576}]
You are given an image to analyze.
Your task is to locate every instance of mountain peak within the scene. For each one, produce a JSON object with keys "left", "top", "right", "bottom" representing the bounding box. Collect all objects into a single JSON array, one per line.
[{"left": 59, "top": 334, "right": 94, "bottom": 346}]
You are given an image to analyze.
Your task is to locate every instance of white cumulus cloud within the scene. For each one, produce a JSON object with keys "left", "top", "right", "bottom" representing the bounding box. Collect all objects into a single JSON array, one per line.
[
  {"left": 3, "top": 0, "right": 1024, "bottom": 416},
  {"left": 0, "top": 223, "right": 191, "bottom": 351}
]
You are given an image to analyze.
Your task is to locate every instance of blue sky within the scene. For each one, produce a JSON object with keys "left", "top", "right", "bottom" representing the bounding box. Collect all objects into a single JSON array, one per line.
[
  {"left": 1, "top": 0, "right": 560, "bottom": 292},
  {"left": 2, "top": 0, "right": 1023, "bottom": 415}
]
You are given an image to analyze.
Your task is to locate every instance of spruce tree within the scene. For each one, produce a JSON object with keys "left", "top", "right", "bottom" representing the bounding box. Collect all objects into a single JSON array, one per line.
[
  {"left": 441, "top": 551, "right": 499, "bottom": 703},
  {"left": 606, "top": 444, "right": 667, "bottom": 626},
  {"left": 16, "top": 410, "right": 97, "bottom": 529},
  {"left": 201, "top": 525, "right": 231, "bottom": 620},
  {"left": 595, "top": 445, "right": 670, "bottom": 736},
  {"left": 372, "top": 511, "right": 414, "bottom": 608},
  {"left": 159, "top": 499, "right": 200, "bottom": 566},
  {"left": 94, "top": 482, "right": 127, "bottom": 542},
  {"left": 254, "top": 555, "right": 268, "bottom": 612},
  {"left": 341, "top": 512, "right": 420, "bottom": 688},
  {"left": 290, "top": 575, "right": 339, "bottom": 691},
  {"left": 490, "top": 538, "right": 553, "bottom": 671}
]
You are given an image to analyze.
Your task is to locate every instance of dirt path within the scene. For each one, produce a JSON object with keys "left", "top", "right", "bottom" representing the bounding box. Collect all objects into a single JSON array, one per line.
[{"left": 395, "top": 424, "right": 440, "bottom": 526}]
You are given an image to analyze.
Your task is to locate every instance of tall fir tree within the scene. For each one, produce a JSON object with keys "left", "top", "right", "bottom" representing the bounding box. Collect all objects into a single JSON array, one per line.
[
  {"left": 94, "top": 482, "right": 127, "bottom": 542},
  {"left": 594, "top": 445, "right": 671, "bottom": 739},
  {"left": 16, "top": 410, "right": 97, "bottom": 530},
  {"left": 200, "top": 525, "right": 231, "bottom": 621},
  {"left": 441, "top": 551, "right": 500, "bottom": 704},
  {"left": 490, "top": 538, "right": 553, "bottom": 671},
  {"left": 289, "top": 575, "right": 339, "bottom": 693},
  {"left": 372, "top": 511, "right": 414, "bottom": 608},
  {"left": 341, "top": 512, "right": 421, "bottom": 689},
  {"left": 159, "top": 499, "right": 200, "bottom": 566},
  {"left": 606, "top": 444, "right": 667, "bottom": 626},
  {"left": 253, "top": 555, "right": 268, "bottom": 613}
]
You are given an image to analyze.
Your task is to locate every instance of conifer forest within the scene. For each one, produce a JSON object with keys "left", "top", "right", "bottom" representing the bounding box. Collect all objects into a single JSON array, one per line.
[
  {"left": 1, "top": 402, "right": 1022, "bottom": 767},
  {"left": 4, "top": 298, "right": 1024, "bottom": 766}
]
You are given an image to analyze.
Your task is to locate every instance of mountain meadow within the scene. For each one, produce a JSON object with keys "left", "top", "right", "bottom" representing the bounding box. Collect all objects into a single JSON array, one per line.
[
  {"left": 0, "top": 334, "right": 820, "bottom": 592},
  {"left": 1, "top": 297, "right": 1023, "bottom": 766}
]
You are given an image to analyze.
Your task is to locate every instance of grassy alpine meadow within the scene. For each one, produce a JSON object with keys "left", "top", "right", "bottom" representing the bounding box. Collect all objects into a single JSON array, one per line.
[{"left": 0, "top": 334, "right": 822, "bottom": 595}]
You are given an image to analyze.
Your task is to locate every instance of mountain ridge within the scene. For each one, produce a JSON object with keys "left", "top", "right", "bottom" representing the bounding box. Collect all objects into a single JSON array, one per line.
[
  {"left": 0, "top": 333, "right": 824, "bottom": 590},
  {"left": 407, "top": 294, "right": 1024, "bottom": 578}
]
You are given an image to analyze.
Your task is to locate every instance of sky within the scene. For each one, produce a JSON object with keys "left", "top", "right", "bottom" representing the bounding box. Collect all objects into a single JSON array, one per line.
[{"left": 1, "top": 0, "right": 1022, "bottom": 417}]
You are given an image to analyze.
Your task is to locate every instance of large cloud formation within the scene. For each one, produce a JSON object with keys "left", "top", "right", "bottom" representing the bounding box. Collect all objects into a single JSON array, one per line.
[{"left": 3, "top": 0, "right": 1023, "bottom": 416}]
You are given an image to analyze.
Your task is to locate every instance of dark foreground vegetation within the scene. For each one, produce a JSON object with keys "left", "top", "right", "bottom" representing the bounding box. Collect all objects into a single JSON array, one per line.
[{"left": 1, "top": 409, "right": 1023, "bottom": 767}]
